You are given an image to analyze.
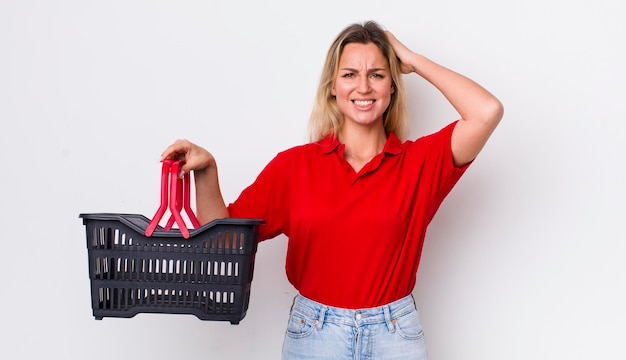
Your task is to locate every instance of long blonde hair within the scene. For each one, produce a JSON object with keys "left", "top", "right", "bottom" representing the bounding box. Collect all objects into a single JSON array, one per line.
[{"left": 308, "top": 21, "right": 409, "bottom": 142}]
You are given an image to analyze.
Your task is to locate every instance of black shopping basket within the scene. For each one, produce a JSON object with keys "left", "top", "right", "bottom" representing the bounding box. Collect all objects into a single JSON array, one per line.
[{"left": 80, "top": 160, "right": 263, "bottom": 324}]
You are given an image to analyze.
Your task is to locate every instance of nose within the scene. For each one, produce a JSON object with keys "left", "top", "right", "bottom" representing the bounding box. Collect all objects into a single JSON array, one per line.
[{"left": 357, "top": 76, "right": 371, "bottom": 93}]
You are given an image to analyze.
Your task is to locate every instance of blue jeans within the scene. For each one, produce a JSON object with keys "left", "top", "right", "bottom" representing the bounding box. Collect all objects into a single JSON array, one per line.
[{"left": 282, "top": 294, "right": 428, "bottom": 360}]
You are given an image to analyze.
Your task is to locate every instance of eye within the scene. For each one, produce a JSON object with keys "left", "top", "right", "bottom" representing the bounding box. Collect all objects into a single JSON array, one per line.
[
  {"left": 341, "top": 72, "right": 355, "bottom": 78},
  {"left": 370, "top": 73, "right": 384, "bottom": 79}
]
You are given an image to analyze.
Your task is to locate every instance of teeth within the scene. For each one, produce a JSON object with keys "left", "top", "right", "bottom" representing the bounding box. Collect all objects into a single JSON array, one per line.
[{"left": 354, "top": 100, "right": 373, "bottom": 106}]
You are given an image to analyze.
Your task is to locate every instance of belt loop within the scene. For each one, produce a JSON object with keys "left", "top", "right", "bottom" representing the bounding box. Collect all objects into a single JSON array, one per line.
[
  {"left": 316, "top": 305, "right": 327, "bottom": 330},
  {"left": 383, "top": 305, "right": 395, "bottom": 333}
]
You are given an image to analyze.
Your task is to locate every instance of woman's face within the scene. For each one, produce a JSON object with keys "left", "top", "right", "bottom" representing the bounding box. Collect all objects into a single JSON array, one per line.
[{"left": 332, "top": 42, "right": 394, "bottom": 130}]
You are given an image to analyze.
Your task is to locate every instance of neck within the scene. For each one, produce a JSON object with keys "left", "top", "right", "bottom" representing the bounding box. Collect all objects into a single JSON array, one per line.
[{"left": 338, "top": 124, "right": 387, "bottom": 167}]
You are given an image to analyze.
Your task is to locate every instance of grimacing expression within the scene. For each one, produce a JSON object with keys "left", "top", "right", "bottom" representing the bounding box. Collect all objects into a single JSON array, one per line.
[{"left": 332, "top": 42, "right": 394, "bottom": 129}]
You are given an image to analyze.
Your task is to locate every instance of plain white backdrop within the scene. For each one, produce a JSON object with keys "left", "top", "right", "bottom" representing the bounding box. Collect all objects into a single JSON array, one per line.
[{"left": 1, "top": 0, "right": 624, "bottom": 359}]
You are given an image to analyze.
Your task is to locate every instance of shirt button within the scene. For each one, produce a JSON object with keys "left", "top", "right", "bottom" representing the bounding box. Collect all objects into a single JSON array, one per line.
[{"left": 355, "top": 313, "right": 362, "bottom": 320}]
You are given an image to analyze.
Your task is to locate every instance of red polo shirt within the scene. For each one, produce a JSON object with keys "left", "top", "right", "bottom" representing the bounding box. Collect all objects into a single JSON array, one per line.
[{"left": 228, "top": 121, "right": 470, "bottom": 308}]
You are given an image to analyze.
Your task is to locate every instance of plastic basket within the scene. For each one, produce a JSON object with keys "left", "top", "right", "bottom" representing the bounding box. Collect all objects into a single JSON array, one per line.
[
  {"left": 80, "top": 159, "right": 263, "bottom": 324},
  {"left": 80, "top": 213, "right": 263, "bottom": 324}
]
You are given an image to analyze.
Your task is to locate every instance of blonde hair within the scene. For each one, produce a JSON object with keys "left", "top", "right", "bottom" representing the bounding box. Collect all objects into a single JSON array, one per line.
[{"left": 308, "top": 21, "right": 409, "bottom": 142}]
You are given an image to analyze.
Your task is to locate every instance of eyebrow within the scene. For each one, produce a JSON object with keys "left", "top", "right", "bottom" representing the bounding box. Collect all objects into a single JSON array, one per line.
[{"left": 339, "top": 67, "right": 388, "bottom": 73}]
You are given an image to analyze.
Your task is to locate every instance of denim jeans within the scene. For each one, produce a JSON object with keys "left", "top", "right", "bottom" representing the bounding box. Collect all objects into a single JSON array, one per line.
[{"left": 282, "top": 294, "right": 428, "bottom": 360}]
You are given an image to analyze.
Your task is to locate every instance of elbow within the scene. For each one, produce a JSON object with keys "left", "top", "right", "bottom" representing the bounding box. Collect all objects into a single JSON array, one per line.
[
  {"left": 480, "top": 97, "right": 504, "bottom": 130},
  {"left": 491, "top": 98, "right": 504, "bottom": 124}
]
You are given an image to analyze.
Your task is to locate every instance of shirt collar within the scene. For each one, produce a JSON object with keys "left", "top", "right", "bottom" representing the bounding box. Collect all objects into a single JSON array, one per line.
[{"left": 318, "top": 132, "right": 403, "bottom": 156}]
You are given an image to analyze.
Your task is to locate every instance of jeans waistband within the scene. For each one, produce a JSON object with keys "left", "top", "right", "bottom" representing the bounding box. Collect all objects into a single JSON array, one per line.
[{"left": 290, "top": 294, "right": 417, "bottom": 329}]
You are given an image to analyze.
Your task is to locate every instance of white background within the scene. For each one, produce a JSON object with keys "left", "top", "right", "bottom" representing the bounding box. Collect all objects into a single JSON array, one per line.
[{"left": 1, "top": 0, "right": 624, "bottom": 359}]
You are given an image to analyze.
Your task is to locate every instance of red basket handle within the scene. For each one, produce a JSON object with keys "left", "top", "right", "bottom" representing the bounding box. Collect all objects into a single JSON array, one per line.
[{"left": 145, "top": 160, "right": 200, "bottom": 239}]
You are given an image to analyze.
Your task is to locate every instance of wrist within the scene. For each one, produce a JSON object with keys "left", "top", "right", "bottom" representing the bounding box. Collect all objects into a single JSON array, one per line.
[{"left": 409, "top": 54, "right": 428, "bottom": 75}]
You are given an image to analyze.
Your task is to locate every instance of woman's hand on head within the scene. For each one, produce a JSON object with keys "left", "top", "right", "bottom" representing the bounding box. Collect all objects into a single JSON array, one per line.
[
  {"left": 160, "top": 139, "right": 215, "bottom": 175},
  {"left": 385, "top": 31, "right": 417, "bottom": 74}
]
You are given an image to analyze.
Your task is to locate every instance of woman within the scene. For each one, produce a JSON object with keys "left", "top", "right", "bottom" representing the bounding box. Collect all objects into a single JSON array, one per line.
[{"left": 161, "top": 21, "right": 503, "bottom": 360}]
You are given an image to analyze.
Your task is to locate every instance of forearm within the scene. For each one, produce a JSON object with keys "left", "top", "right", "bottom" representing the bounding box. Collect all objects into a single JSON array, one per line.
[
  {"left": 408, "top": 54, "right": 503, "bottom": 127},
  {"left": 194, "top": 165, "right": 229, "bottom": 225}
]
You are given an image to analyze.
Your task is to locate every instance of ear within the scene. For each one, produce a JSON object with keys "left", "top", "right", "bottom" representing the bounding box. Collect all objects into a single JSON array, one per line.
[
  {"left": 331, "top": 86, "right": 336, "bottom": 96},
  {"left": 391, "top": 83, "right": 395, "bottom": 94}
]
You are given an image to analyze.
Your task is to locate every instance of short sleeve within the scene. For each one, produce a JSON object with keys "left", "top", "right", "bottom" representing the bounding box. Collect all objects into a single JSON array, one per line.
[{"left": 227, "top": 152, "right": 291, "bottom": 241}]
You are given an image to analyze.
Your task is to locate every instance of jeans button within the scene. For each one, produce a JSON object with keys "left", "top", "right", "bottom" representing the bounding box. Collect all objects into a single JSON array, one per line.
[{"left": 355, "top": 313, "right": 362, "bottom": 320}]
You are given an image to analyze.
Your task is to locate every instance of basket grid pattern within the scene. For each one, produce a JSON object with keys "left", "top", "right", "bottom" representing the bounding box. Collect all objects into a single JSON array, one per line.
[
  {"left": 90, "top": 225, "right": 249, "bottom": 254},
  {"left": 81, "top": 213, "right": 261, "bottom": 323},
  {"left": 96, "top": 286, "right": 244, "bottom": 315},
  {"left": 90, "top": 225, "right": 250, "bottom": 285}
]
